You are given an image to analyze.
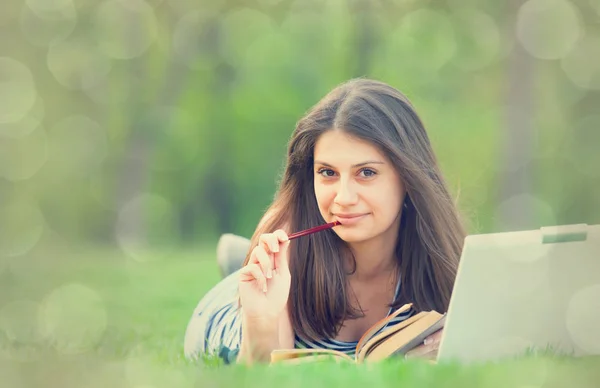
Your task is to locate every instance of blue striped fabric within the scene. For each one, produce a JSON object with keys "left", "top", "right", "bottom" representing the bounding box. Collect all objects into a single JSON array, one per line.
[{"left": 183, "top": 269, "right": 414, "bottom": 363}]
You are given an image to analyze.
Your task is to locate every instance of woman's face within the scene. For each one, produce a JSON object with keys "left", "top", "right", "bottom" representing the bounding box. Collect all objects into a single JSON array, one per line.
[{"left": 312, "top": 130, "right": 406, "bottom": 244}]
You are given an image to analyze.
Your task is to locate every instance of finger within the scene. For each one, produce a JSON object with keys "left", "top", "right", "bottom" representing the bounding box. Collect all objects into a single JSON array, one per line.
[
  {"left": 271, "top": 230, "right": 290, "bottom": 271},
  {"left": 246, "top": 245, "right": 259, "bottom": 266},
  {"left": 418, "top": 347, "right": 438, "bottom": 360},
  {"left": 273, "top": 229, "right": 289, "bottom": 244},
  {"left": 259, "top": 233, "right": 280, "bottom": 253},
  {"left": 254, "top": 245, "right": 274, "bottom": 278},
  {"left": 424, "top": 329, "right": 443, "bottom": 345},
  {"left": 405, "top": 343, "right": 437, "bottom": 359},
  {"left": 239, "top": 263, "right": 268, "bottom": 293},
  {"left": 274, "top": 240, "right": 291, "bottom": 271},
  {"left": 249, "top": 245, "right": 273, "bottom": 275},
  {"left": 406, "top": 349, "right": 437, "bottom": 360}
]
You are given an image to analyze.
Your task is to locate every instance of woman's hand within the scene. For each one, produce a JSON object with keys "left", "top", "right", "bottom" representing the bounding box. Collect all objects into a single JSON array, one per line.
[
  {"left": 405, "top": 328, "right": 443, "bottom": 361},
  {"left": 238, "top": 229, "right": 291, "bottom": 321},
  {"left": 237, "top": 229, "right": 292, "bottom": 363}
]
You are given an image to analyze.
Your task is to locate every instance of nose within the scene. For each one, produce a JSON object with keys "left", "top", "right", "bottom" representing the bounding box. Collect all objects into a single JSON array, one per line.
[{"left": 334, "top": 178, "right": 359, "bottom": 206}]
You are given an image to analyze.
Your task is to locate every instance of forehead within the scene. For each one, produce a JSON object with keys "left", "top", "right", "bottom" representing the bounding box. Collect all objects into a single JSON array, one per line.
[{"left": 313, "top": 130, "right": 385, "bottom": 162}]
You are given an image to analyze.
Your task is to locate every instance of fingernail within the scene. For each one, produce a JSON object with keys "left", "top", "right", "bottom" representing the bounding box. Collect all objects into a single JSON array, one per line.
[
  {"left": 267, "top": 268, "right": 272, "bottom": 278},
  {"left": 423, "top": 338, "right": 439, "bottom": 345},
  {"left": 263, "top": 283, "right": 267, "bottom": 293},
  {"left": 272, "top": 244, "right": 279, "bottom": 253}
]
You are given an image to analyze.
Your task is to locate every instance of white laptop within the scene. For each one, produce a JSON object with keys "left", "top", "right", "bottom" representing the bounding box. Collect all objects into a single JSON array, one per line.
[{"left": 437, "top": 223, "right": 600, "bottom": 364}]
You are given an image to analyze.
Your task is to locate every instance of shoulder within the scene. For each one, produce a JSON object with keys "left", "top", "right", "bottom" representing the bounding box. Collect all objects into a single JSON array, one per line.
[
  {"left": 184, "top": 270, "right": 243, "bottom": 360},
  {"left": 191, "top": 270, "right": 241, "bottom": 316}
]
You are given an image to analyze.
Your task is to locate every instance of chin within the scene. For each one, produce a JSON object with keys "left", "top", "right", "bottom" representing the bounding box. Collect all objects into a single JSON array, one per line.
[{"left": 334, "top": 230, "right": 374, "bottom": 244}]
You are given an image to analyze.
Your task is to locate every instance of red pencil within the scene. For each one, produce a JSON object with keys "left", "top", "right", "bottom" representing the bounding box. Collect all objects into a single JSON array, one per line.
[{"left": 288, "top": 221, "right": 341, "bottom": 240}]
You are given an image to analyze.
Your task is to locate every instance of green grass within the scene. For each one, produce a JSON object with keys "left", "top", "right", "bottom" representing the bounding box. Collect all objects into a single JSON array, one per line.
[{"left": 1, "top": 244, "right": 599, "bottom": 387}]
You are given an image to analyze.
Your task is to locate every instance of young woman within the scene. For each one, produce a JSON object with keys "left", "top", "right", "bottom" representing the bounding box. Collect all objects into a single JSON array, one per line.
[{"left": 184, "top": 78, "right": 467, "bottom": 364}]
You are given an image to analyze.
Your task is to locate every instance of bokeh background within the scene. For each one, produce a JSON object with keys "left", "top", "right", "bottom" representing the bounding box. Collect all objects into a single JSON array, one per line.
[
  {"left": 2, "top": 0, "right": 600, "bottom": 255},
  {"left": 0, "top": 0, "right": 600, "bottom": 382}
]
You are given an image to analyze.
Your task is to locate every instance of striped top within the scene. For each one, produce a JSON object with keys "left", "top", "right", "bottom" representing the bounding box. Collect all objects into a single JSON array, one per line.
[{"left": 183, "top": 268, "right": 415, "bottom": 363}]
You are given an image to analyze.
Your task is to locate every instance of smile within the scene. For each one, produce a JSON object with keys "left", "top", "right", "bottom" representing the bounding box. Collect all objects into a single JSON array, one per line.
[{"left": 334, "top": 214, "right": 368, "bottom": 225}]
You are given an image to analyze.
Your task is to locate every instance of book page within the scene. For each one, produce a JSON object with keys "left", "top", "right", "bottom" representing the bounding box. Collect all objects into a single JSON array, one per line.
[
  {"left": 355, "top": 303, "right": 414, "bottom": 354},
  {"left": 356, "top": 311, "right": 427, "bottom": 362},
  {"left": 364, "top": 313, "right": 445, "bottom": 362},
  {"left": 390, "top": 314, "right": 445, "bottom": 357}
]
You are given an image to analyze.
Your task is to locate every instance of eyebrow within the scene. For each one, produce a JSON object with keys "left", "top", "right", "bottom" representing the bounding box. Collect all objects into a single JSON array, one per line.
[{"left": 314, "top": 160, "right": 385, "bottom": 168}]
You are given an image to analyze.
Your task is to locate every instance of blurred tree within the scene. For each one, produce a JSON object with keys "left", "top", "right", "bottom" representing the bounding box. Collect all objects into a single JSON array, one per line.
[
  {"left": 494, "top": 0, "right": 536, "bottom": 231},
  {"left": 114, "top": 5, "right": 192, "bottom": 247},
  {"left": 351, "top": 0, "right": 376, "bottom": 76},
  {"left": 559, "top": 7, "right": 600, "bottom": 225},
  {"left": 185, "top": 17, "right": 237, "bottom": 239},
  {"left": 4, "top": 0, "right": 596, "bottom": 249}
]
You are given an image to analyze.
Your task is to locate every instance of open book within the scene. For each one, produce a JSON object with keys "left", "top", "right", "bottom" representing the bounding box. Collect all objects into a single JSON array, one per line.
[{"left": 271, "top": 303, "right": 445, "bottom": 364}]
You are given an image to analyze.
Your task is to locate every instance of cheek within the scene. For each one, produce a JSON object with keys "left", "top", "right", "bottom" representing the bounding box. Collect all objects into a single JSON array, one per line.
[
  {"left": 313, "top": 183, "right": 335, "bottom": 209},
  {"left": 373, "top": 184, "right": 403, "bottom": 215}
]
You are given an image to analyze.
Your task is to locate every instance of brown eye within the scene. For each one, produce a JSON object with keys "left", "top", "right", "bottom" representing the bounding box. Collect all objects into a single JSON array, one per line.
[
  {"left": 359, "top": 168, "right": 376, "bottom": 177},
  {"left": 317, "top": 168, "right": 336, "bottom": 177}
]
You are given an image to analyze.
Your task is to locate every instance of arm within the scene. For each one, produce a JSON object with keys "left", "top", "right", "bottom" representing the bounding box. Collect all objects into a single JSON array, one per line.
[
  {"left": 236, "top": 209, "right": 294, "bottom": 364},
  {"left": 236, "top": 227, "right": 293, "bottom": 364},
  {"left": 236, "top": 297, "right": 294, "bottom": 364},
  {"left": 237, "top": 314, "right": 281, "bottom": 364}
]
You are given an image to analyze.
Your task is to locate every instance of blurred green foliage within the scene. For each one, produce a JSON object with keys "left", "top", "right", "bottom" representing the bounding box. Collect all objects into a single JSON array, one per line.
[{"left": 0, "top": 0, "right": 599, "bottom": 257}]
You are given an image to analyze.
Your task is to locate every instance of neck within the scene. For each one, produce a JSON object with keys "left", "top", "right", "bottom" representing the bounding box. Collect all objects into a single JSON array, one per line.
[{"left": 345, "top": 234, "right": 399, "bottom": 282}]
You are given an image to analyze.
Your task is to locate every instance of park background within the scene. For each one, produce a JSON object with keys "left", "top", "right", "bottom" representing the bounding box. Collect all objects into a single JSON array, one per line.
[{"left": 0, "top": 0, "right": 599, "bottom": 386}]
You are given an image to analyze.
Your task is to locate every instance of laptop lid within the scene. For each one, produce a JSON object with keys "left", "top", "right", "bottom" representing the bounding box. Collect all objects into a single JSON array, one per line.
[{"left": 437, "top": 223, "right": 600, "bottom": 364}]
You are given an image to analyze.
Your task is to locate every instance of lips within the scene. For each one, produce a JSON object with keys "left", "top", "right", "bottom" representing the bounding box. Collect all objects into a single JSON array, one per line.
[{"left": 334, "top": 213, "right": 368, "bottom": 225}]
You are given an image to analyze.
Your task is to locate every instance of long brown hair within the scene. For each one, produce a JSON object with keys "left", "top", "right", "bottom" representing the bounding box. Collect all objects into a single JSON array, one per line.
[{"left": 242, "top": 78, "right": 466, "bottom": 342}]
